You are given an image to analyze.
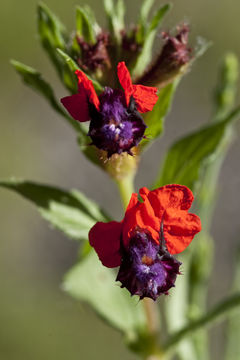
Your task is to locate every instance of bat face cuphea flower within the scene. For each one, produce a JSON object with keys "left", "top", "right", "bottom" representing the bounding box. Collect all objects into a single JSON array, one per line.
[
  {"left": 89, "top": 184, "right": 201, "bottom": 300},
  {"left": 61, "top": 62, "right": 158, "bottom": 157}
]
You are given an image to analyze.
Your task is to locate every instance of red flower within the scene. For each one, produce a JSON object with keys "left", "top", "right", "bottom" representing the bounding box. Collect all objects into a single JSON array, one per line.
[
  {"left": 60, "top": 62, "right": 158, "bottom": 157},
  {"left": 89, "top": 184, "right": 201, "bottom": 268}
]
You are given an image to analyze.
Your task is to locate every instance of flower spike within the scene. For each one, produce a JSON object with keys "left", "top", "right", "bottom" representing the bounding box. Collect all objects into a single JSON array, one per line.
[{"left": 89, "top": 184, "right": 201, "bottom": 300}]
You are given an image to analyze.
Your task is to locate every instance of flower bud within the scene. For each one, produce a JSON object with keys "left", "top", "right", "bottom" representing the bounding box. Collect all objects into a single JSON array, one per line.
[
  {"left": 138, "top": 24, "right": 192, "bottom": 88},
  {"left": 75, "top": 32, "right": 111, "bottom": 74}
]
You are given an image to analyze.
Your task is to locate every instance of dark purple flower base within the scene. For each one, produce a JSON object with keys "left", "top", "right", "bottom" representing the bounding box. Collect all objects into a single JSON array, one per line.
[
  {"left": 88, "top": 88, "right": 146, "bottom": 157},
  {"left": 116, "top": 230, "right": 181, "bottom": 300}
]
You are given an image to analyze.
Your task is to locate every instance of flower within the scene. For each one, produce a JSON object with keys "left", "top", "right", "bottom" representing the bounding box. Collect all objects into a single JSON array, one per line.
[
  {"left": 89, "top": 184, "right": 201, "bottom": 300},
  {"left": 61, "top": 62, "right": 158, "bottom": 157}
]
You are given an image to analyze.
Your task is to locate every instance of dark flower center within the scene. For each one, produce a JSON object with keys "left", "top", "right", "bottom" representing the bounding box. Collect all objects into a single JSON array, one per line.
[
  {"left": 116, "top": 229, "right": 181, "bottom": 300},
  {"left": 88, "top": 88, "right": 146, "bottom": 157}
]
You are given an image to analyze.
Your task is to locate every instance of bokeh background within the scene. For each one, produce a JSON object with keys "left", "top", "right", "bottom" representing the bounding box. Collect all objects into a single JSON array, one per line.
[{"left": 0, "top": 0, "right": 240, "bottom": 359}]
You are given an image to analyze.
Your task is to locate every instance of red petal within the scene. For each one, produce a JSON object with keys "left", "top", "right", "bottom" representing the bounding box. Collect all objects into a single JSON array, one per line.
[
  {"left": 89, "top": 221, "right": 123, "bottom": 268},
  {"left": 117, "top": 62, "right": 158, "bottom": 112},
  {"left": 126, "top": 193, "right": 138, "bottom": 212},
  {"left": 122, "top": 195, "right": 160, "bottom": 248},
  {"left": 75, "top": 70, "right": 100, "bottom": 110},
  {"left": 132, "top": 84, "right": 158, "bottom": 113},
  {"left": 163, "top": 208, "right": 202, "bottom": 254},
  {"left": 148, "top": 185, "right": 194, "bottom": 218},
  {"left": 61, "top": 92, "right": 89, "bottom": 122},
  {"left": 117, "top": 62, "right": 133, "bottom": 106}
]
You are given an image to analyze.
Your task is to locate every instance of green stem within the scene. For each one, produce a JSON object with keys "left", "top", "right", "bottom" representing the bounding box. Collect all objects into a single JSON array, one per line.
[
  {"left": 115, "top": 174, "right": 135, "bottom": 209},
  {"left": 163, "top": 292, "right": 240, "bottom": 352},
  {"left": 143, "top": 298, "right": 160, "bottom": 335}
]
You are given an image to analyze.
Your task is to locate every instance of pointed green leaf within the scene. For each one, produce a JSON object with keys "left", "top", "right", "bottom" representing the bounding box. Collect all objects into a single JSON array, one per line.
[
  {"left": 116, "top": 0, "right": 125, "bottom": 27},
  {"left": 76, "top": 7, "right": 96, "bottom": 44},
  {"left": 141, "top": 80, "right": 178, "bottom": 150},
  {"left": 132, "top": 4, "right": 171, "bottom": 79},
  {"left": 136, "top": 0, "right": 155, "bottom": 44},
  {"left": 154, "top": 107, "right": 240, "bottom": 190},
  {"left": 140, "top": 0, "right": 155, "bottom": 20},
  {"left": 11, "top": 60, "right": 101, "bottom": 166},
  {"left": 56, "top": 48, "right": 103, "bottom": 93},
  {"left": 214, "top": 53, "right": 239, "bottom": 120},
  {"left": 37, "top": 2, "right": 77, "bottom": 93},
  {"left": 0, "top": 179, "right": 109, "bottom": 241},
  {"left": 63, "top": 251, "right": 147, "bottom": 339},
  {"left": 83, "top": 5, "right": 101, "bottom": 35},
  {"left": 11, "top": 60, "right": 80, "bottom": 131},
  {"left": 37, "top": 2, "right": 67, "bottom": 55},
  {"left": 104, "top": 0, "right": 125, "bottom": 43}
]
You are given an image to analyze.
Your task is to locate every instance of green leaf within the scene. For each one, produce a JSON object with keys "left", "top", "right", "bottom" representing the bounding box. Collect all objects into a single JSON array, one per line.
[
  {"left": 0, "top": 179, "right": 109, "bottom": 241},
  {"left": 63, "top": 251, "right": 147, "bottom": 340},
  {"left": 11, "top": 60, "right": 101, "bottom": 167},
  {"left": 140, "top": 0, "right": 155, "bottom": 19},
  {"left": 136, "top": 0, "right": 155, "bottom": 44},
  {"left": 185, "top": 55, "right": 239, "bottom": 359},
  {"left": 104, "top": 0, "right": 125, "bottom": 43},
  {"left": 76, "top": 7, "right": 96, "bottom": 44},
  {"left": 224, "top": 250, "right": 240, "bottom": 360},
  {"left": 37, "top": 2, "right": 76, "bottom": 93},
  {"left": 11, "top": 60, "right": 80, "bottom": 132},
  {"left": 214, "top": 53, "right": 239, "bottom": 120},
  {"left": 56, "top": 48, "right": 103, "bottom": 93},
  {"left": 132, "top": 4, "right": 171, "bottom": 79},
  {"left": 141, "top": 80, "right": 178, "bottom": 150},
  {"left": 154, "top": 107, "right": 240, "bottom": 190},
  {"left": 37, "top": 2, "right": 67, "bottom": 55},
  {"left": 83, "top": 5, "right": 101, "bottom": 35},
  {"left": 187, "top": 54, "right": 239, "bottom": 314},
  {"left": 163, "top": 292, "right": 240, "bottom": 352}
]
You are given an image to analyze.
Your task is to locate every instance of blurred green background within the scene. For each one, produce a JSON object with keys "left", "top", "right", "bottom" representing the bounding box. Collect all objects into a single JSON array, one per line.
[{"left": 0, "top": 0, "right": 240, "bottom": 359}]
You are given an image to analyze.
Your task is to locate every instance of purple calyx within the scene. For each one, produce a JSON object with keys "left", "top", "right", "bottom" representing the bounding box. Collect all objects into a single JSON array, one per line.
[
  {"left": 88, "top": 87, "right": 146, "bottom": 157},
  {"left": 116, "top": 229, "right": 181, "bottom": 300}
]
